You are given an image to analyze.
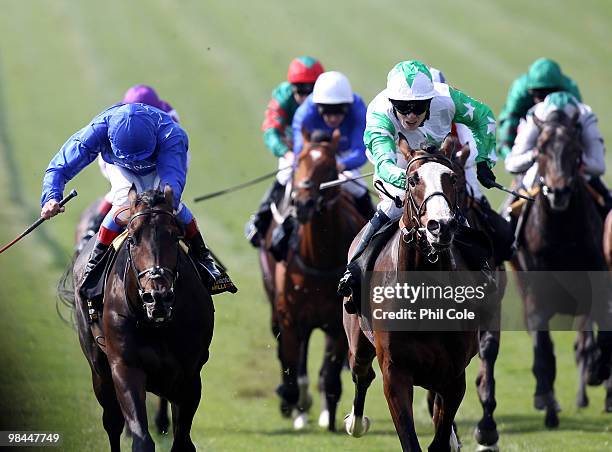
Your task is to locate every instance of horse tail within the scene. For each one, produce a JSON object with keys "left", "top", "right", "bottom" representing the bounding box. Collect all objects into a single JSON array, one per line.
[{"left": 56, "top": 253, "right": 77, "bottom": 328}]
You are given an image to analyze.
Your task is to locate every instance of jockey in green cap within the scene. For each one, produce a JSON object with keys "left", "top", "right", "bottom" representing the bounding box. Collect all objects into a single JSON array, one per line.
[{"left": 497, "top": 58, "right": 581, "bottom": 159}]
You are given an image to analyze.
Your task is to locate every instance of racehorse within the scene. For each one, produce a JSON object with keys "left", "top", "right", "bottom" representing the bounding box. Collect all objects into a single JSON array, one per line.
[
  {"left": 448, "top": 141, "right": 506, "bottom": 450},
  {"left": 270, "top": 129, "right": 366, "bottom": 431},
  {"left": 66, "top": 186, "right": 214, "bottom": 451},
  {"left": 512, "top": 110, "right": 612, "bottom": 427},
  {"left": 343, "top": 136, "right": 479, "bottom": 451},
  {"left": 74, "top": 198, "right": 172, "bottom": 435}
]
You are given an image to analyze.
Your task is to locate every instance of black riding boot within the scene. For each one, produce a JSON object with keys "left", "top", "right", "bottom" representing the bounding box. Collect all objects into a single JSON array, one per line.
[
  {"left": 187, "top": 230, "right": 238, "bottom": 295},
  {"left": 245, "top": 180, "right": 285, "bottom": 247},
  {"left": 354, "top": 192, "right": 376, "bottom": 220},
  {"left": 588, "top": 176, "right": 612, "bottom": 217},
  {"left": 77, "top": 211, "right": 106, "bottom": 252},
  {"left": 79, "top": 239, "right": 110, "bottom": 300},
  {"left": 477, "top": 196, "right": 515, "bottom": 263},
  {"left": 338, "top": 210, "right": 389, "bottom": 312}
]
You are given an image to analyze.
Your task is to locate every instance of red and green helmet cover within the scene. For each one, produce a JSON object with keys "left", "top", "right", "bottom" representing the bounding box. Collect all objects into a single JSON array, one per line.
[{"left": 287, "top": 56, "right": 324, "bottom": 84}]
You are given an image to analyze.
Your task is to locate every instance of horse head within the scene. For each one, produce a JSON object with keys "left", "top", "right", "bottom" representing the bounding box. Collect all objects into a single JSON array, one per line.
[
  {"left": 126, "top": 184, "right": 182, "bottom": 323},
  {"left": 292, "top": 128, "right": 341, "bottom": 223},
  {"left": 533, "top": 111, "right": 582, "bottom": 211},
  {"left": 399, "top": 134, "right": 459, "bottom": 251}
]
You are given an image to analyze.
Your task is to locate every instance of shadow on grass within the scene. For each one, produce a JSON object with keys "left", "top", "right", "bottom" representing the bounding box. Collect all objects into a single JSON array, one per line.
[{"left": 454, "top": 412, "right": 611, "bottom": 435}]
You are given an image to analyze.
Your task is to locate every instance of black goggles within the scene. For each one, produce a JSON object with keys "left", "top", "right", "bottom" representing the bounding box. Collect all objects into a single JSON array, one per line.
[
  {"left": 528, "top": 88, "right": 558, "bottom": 100},
  {"left": 292, "top": 83, "right": 315, "bottom": 96},
  {"left": 317, "top": 103, "right": 350, "bottom": 116},
  {"left": 390, "top": 98, "right": 431, "bottom": 116}
]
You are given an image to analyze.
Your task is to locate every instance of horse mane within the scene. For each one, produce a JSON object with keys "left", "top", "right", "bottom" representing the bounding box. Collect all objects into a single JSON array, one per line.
[{"left": 135, "top": 190, "right": 171, "bottom": 210}]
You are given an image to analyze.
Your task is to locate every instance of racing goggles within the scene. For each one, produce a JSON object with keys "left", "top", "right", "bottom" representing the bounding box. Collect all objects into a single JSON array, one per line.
[
  {"left": 390, "top": 98, "right": 431, "bottom": 116},
  {"left": 292, "top": 83, "right": 315, "bottom": 96},
  {"left": 317, "top": 103, "right": 350, "bottom": 116}
]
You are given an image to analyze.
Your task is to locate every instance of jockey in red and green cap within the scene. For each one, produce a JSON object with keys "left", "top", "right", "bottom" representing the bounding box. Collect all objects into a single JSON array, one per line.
[{"left": 245, "top": 56, "right": 324, "bottom": 246}]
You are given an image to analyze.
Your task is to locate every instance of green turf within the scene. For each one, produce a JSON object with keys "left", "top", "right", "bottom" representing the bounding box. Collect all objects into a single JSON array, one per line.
[{"left": 1, "top": 0, "right": 612, "bottom": 450}]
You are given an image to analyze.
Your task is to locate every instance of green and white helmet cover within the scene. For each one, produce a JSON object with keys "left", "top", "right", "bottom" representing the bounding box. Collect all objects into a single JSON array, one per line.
[
  {"left": 533, "top": 91, "right": 579, "bottom": 121},
  {"left": 386, "top": 60, "right": 437, "bottom": 101}
]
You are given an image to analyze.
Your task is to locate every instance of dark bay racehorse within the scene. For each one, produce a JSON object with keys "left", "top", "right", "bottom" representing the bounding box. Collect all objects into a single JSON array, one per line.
[
  {"left": 448, "top": 141, "right": 506, "bottom": 450},
  {"left": 343, "top": 137, "right": 479, "bottom": 451},
  {"left": 513, "top": 111, "right": 612, "bottom": 427},
  {"left": 270, "top": 130, "right": 366, "bottom": 430},
  {"left": 74, "top": 198, "right": 172, "bottom": 435},
  {"left": 69, "top": 186, "right": 214, "bottom": 451}
]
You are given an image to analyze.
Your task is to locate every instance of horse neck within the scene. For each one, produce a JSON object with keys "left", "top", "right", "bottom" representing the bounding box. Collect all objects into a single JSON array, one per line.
[{"left": 297, "top": 197, "right": 348, "bottom": 268}]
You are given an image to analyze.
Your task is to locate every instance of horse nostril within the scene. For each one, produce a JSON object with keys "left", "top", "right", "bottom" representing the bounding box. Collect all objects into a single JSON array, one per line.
[{"left": 427, "top": 220, "right": 441, "bottom": 236}]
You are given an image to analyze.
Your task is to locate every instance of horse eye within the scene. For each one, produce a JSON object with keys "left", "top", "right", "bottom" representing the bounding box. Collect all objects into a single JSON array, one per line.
[{"left": 450, "top": 174, "right": 457, "bottom": 185}]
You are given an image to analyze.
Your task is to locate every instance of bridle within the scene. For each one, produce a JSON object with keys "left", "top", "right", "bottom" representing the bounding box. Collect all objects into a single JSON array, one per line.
[
  {"left": 536, "top": 120, "right": 582, "bottom": 200},
  {"left": 125, "top": 209, "right": 180, "bottom": 313},
  {"left": 378, "top": 151, "right": 459, "bottom": 263}
]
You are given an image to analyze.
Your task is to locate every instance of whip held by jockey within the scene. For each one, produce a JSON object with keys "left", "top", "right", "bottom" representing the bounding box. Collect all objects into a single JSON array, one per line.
[
  {"left": 40, "top": 103, "right": 237, "bottom": 297},
  {"left": 0, "top": 190, "right": 78, "bottom": 255}
]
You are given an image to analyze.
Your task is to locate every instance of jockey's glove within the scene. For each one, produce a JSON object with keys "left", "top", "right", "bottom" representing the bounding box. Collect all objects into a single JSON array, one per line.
[{"left": 477, "top": 161, "right": 497, "bottom": 189}]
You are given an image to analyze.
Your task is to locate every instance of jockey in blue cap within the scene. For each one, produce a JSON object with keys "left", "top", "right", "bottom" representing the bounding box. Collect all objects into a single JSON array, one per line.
[{"left": 41, "top": 103, "right": 237, "bottom": 296}]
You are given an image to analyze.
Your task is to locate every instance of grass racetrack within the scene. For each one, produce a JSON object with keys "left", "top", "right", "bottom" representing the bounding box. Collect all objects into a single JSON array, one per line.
[{"left": 1, "top": 1, "right": 611, "bottom": 450}]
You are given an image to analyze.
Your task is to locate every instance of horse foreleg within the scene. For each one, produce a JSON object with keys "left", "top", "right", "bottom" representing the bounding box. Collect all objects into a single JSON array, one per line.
[
  {"left": 380, "top": 362, "right": 420, "bottom": 451},
  {"left": 155, "top": 397, "right": 170, "bottom": 435},
  {"left": 318, "top": 332, "right": 348, "bottom": 431},
  {"left": 574, "top": 328, "right": 595, "bottom": 408},
  {"left": 474, "top": 330, "right": 500, "bottom": 450},
  {"left": 110, "top": 363, "right": 154, "bottom": 451},
  {"left": 92, "top": 369, "right": 124, "bottom": 452},
  {"left": 429, "top": 373, "right": 466, "bottom": 452},
  {"left": 169, "top": 376, "right": 201, "bottom": 452},
  {"left": 293, "top": 329, "right": 313, "bottom": 430},
  {"left": 532, "top": 330, "right": 560, "bottom": 428},
  {"left": 344, "top": 312, "right": 376, "bottom": 438},
  {"left": 278, "top": 323, "right": 300, "bottom": 421}
]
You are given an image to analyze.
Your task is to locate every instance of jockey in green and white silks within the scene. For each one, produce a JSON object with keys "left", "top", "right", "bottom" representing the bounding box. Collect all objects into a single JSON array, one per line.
[
  {"left": 337, "top": 60, "right": 500, "bottom": 299},
  {"left": 365, "top": 60, "right": 496, "bottom": 221},
  {"left": 505, "top": 91, "right": 610, "bottom": 211}
]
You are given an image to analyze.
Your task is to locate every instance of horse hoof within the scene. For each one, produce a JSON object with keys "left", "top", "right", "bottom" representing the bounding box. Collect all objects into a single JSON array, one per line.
[
  {"left": 318, "top": 409, "right": 330, "bottom": 428},
  {"left": 343, "top": 412, "right": 370, "bottom": 437},
  {"left": 476, "top": 443, "right": 499, "bottom": 452},
  {"left": 450, "top": 426, "right": 461, "bottom": 452},
  {"left": 474, "top": 427, "right": 499, "bottom": 447},
  {"left": 545, "top": 408, "right": 559, "bottom": 429},
  {"left": 293, "top": 411, "right": 308, "bottom": 430},
  {"left": 300, "top": 392, "right": 313, "bottom": 413}
]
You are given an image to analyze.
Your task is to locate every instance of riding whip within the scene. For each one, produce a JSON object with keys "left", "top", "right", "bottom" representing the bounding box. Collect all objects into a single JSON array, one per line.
[
  {"left": 0, "top": 189, "right": 78, "bottom": 255},
  {"left": 490, "top": 182, "right": 535, "bottom": 202},
  {"left": 319, "top": 171, "right": 374, "bottom": 190},
  {"left": 194, "top": 166, "right": 293, "bottom": 202}
]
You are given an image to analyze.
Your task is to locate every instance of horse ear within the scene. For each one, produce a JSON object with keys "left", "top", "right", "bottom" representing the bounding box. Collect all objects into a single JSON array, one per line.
[
  {"left": 440, "top": 134, "right": 457, "bottom": 159},
  {"left": 456, "top": 143, "right": 470, "bottom": 167},
  {"left": 163, "top": 184, "right": 174, "bottom": 207},
  {"left": 128, "top": 184, "right": 138, "bottom": 205},
  {"left": 570, "top": 111, "right": 580, "bottom": 128},
  {"left": 301, "top": 126, "right": 311, "bottom": 146},
  {"left": 532, "top": 114, "right": 544, "bottom": 131},
  {"left": 397, "top": 133, "right": 415, "bottom": 160},
  {"left": 330, "top": 128, "right": 341, "bottom": 150}
]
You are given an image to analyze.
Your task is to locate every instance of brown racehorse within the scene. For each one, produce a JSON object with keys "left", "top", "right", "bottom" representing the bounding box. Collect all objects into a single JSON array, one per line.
[
  {"left": 343, "top": 137, "right": 479, "bottom": 451},
  {"left": 270, "top": 129, "right": 366, "bottom": 431},
  {"left": 447, "top": 142, "right": 506, "bottom": 451},
  {"left": 74, "top": 198, "right": 172, "bottom": 435},
  {"left": 512, "top": 110, "right": 612, "bottom": 427},
  {"left": 67, "top": 186, "right": 214, "bottom": 451}
]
